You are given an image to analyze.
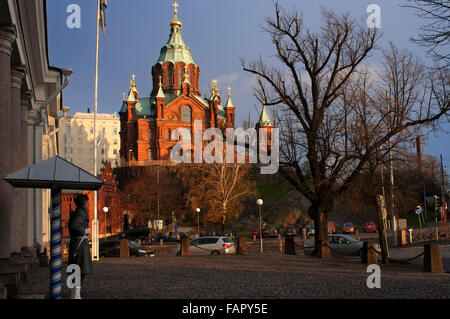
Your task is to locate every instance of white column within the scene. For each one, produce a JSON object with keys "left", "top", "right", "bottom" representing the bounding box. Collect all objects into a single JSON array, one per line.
[
  {"left": 26, "top": 107, "right": 39, "bottom": 248},
  {"left": 10, "top": 65, "right": 27, "bottom": 253},
  {"left": 33, "top": 112, "right": 45, "bottom": 251}
]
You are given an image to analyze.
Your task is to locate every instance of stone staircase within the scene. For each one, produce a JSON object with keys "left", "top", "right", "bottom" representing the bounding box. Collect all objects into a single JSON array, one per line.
[{"left": 0, "top": 246, "right": 43, "bottom": 299}]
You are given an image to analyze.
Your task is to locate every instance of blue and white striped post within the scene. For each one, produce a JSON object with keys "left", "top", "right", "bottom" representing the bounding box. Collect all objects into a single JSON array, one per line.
[{"left": 50, "top": 188, "right": 62, "bottom": 299}]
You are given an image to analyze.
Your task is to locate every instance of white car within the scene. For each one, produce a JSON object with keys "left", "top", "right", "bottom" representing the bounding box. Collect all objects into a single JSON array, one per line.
[
  {"left": 174, "top": 236, "right": 236, "bottom": 256},
  {"left": 304, "top": 234, "right": 381, "bottom": 256}
]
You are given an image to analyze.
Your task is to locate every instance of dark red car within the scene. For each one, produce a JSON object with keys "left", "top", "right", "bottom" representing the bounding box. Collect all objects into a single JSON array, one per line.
[
  {"left": 251, "top": 229, "right": 261, "bottom": 237},
  {"left": 364, "top": 221, "right": 377, "bottom": 233}
]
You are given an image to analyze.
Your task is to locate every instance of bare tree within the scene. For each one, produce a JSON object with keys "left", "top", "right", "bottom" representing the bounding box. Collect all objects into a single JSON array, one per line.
[
  {"left": 180, "top": 162, "right": 253, "bottom": 233},
  {"left": 242, "top": 3, "right": 449, "bottom": 257},
  {"left": 403, "top": 0, "right": 450, "bottom": 67}
]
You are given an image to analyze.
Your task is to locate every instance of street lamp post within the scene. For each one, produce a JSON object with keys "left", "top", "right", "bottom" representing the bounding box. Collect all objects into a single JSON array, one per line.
[
  {"left": 257, "top": 199, "right": 263, "bottom": 253},
  {"left": 128, "top": 149, "right": 133, "bottom": 164},
  {"left": 103, "top": 206, "right": 109, "bottom": 236},
  {"left": 196, "top": 208, "right": 200, "bottom": 238}
]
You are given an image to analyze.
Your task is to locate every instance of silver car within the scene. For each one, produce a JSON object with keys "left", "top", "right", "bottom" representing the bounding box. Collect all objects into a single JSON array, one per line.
[
  {"left": 174, "top": 236, "right": 236, "bottom": 256},
  {"left": 304, "top": 234, "right": 381, "bottom": 256}
]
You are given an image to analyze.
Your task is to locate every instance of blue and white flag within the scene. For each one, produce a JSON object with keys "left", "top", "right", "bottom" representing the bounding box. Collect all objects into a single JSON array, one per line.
[{"left": 99, "top": 0, "right": 107, "bottom": 35}]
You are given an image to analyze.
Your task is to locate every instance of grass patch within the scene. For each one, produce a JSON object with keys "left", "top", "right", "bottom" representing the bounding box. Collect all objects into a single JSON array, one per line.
[{"left": 254, "top": 177, "right": 296, "bottom": 199}]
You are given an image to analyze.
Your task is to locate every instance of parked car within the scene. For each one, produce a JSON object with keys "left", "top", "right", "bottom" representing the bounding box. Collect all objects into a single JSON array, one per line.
[
  {"left": 284, "top": 225, "right": 298, "bottom": 237},
  {"left": 342, "top": 222, "right": 356, "bottom": 234},
  {"left": 123, "top": 228, "right": 155, "bottom": 241},
  {"left": 99, "top": 239, "right": 155, "bottom": 257},
  {"left": 165, "top": 232, "right": 186, "bottom": 242},
  {"left": 304, "top": 234, "right": 381, "bottom": 256},
  {"left": 307, "top": 224, "right": 315, "bottom": 238},
  {"left": 174, "top": 236, "right": 236, "bottom": 256},
  {"left": 364, "top": 221, "right": 377, "bottom": 233},
  {"left": 204, "top": 229, "right": 218, "bottom": 236},
  {"left": 251, "top": 229, "right": 261, "bottom": 237},
  {"left": 262, "top": 224, "right": 281, "bottom": 238},
  {"left": 328, "top": 221, "right": 336, "bottom": 234},
  {"left": 222, "top": 229, "right": 233, "bottom": 237},
  {"left": 186, "top": 232, "right": 199, "bottom": 240}
]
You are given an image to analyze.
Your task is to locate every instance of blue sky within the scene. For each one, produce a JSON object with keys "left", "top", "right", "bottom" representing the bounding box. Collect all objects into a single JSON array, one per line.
[{"left": 46, "top": 0, "right": 449, "bottom": 167}]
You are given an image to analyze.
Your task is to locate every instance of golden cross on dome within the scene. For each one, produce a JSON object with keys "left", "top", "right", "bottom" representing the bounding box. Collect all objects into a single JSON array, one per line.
[{"left": 173, "top": 1, "right": 179, "bottom": 16}]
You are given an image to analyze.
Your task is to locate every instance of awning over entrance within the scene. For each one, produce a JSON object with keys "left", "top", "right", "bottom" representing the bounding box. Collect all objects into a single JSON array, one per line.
[{"left": 3, "top": 156, "right": 104, "bottom": 190}]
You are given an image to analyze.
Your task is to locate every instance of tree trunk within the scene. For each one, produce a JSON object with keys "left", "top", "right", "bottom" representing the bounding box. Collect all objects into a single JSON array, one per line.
[
  {"left": 221, "top": 207, "right": 226, "bottom": 234},
  {"left": 310, "top": 203, "right": 332, "bottom": 259}
]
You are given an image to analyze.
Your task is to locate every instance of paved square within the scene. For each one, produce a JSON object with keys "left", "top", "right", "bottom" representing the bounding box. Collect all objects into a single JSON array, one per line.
[{"left": 20, "top": 246, "right": 450, "bottom": 299}]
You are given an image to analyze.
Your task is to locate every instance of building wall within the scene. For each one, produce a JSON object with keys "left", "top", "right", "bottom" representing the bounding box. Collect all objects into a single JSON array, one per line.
[
  {"left": 58, "top": 112, "right": 121, "bottom": 175},
  {"left": 60, "top": 162, "right": 125, "bottom": 239},
  {"left": 0, "top": 0, "right": 64, "bottom": 297}
]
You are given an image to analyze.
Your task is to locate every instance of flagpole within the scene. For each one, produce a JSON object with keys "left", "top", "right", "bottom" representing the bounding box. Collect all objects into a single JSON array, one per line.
[{"left": 92, "top": 0, "right": 101, "bottom": 261}]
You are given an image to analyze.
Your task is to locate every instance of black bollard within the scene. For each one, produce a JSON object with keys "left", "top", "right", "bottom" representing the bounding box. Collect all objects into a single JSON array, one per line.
[{"left": 284, "top": 237, "right": 296, "bottom": 255}]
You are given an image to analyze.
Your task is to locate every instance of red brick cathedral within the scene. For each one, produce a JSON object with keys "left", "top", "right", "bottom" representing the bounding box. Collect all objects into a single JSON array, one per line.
[{"left": 119, "top": 2, "right": 240, "bottom": 164}]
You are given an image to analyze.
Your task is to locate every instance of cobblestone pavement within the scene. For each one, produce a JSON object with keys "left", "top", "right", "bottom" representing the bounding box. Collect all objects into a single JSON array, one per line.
[{"left": 20, "top": 246, "right": 450, "bottom": 299}]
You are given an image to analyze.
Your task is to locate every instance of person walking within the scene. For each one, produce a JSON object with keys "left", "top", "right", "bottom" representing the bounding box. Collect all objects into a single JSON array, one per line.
[{"left": 68, "top": 194, "right": 92, "bottom": 299}]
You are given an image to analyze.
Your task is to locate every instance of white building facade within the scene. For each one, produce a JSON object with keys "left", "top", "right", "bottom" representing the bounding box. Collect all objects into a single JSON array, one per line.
[{"left": 58, "top": 111, "right": 121, "bottom": 174}]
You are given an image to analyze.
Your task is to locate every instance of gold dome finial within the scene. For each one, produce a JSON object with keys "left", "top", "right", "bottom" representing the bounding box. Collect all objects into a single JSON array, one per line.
[
  {"left": 212, "top": 80, "right": 219, "bottom": 95},
  {"left": 228, "top": 87, "right": 231, "bottom": 97},
  {"left": 130, "top": 74, "right": 137, "bottom": 90},
  {"left": 170, "top": 1, "right": 182, "bottom": 28},
  {"left": 158, "top": 75, "right": 162, "bottom": 87}
]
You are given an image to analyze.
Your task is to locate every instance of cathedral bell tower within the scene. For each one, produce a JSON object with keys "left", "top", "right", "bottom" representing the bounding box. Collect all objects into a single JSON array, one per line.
[{"left": 151, "top": 1, "right": 200, "bottom": 98}]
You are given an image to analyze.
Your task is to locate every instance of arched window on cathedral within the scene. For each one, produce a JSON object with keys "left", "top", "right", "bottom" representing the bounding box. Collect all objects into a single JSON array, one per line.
[
  {"left": 148, "top": 148, "right": 152, "bottom": 160},
  {"left": 166, "top": 129, "right": 171, "bottom": 140},
  {"left": 167, "top": 64, "right": 174, "bottom": 88},
  {"left": 178, "top": 66, "right": 183, "bottom": 86},
  {"left": 181, "top": 106, "right": 191, "bottom": 122}
]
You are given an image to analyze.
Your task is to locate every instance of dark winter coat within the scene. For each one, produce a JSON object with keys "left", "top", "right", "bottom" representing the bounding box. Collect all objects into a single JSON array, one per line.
[{"left": 68, "top": 207, "right": 92, "bottom": 275}]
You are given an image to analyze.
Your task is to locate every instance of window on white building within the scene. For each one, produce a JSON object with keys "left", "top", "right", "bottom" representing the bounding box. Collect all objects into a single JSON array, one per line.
[
  {"left": 66, "top": 126, "right": 71, "bottom": 134},
  {"left": 78, "top": 148, "right": 83, "bottom": 154},
  {"left": 65, "top": 137, "right": 72, "bottom": 143},
  {"left": 89, "top": 148, "right": 94, "bottom": 154},
  {"left": 65, "top": 147, "right": 73, "bottom": 154}
]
